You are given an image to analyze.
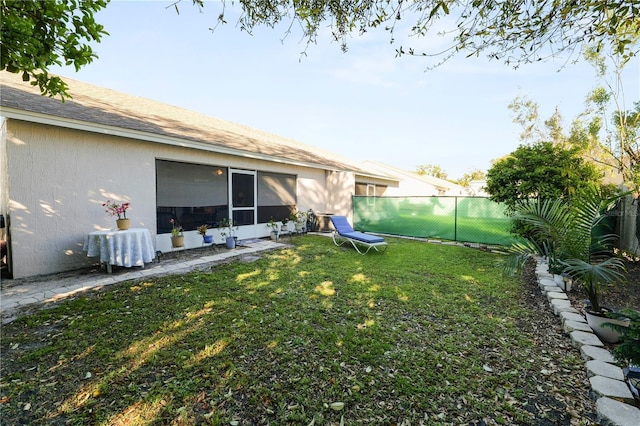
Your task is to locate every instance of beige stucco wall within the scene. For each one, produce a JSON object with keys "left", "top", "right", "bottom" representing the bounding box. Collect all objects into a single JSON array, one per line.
[
  {"left": 4, "top": 120, "right": 343, "bottom": 278},
  {"left": 325, "top": 171, "right": 355, "bottom": 219}
]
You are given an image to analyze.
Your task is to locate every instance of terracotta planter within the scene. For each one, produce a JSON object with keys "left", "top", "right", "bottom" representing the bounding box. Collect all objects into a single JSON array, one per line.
[
  {"left": 171, "top": 235, "right": 184, "bottom": 248},
  {"left": 585, "top": 310, "right": 630, "bottom": 343},
  {"left": 116, "top": 218, "right": 130, "bottom": 230}
]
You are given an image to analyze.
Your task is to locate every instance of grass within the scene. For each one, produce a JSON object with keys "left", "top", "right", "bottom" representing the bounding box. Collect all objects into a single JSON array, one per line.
[{"left": 1, "top": 236, "right": 588, "bottom": 425}]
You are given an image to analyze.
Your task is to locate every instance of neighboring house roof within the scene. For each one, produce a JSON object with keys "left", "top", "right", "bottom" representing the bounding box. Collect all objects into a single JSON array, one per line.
[
  {"left": 362, "top": 160, "right": 465, "bottom": 193},
  {"left": 0, "top": 72, "right": 392, "bottom": 180}
]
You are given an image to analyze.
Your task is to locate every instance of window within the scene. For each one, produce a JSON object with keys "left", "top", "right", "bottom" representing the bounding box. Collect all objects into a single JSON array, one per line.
[
  {"left": 356, "top": 182, "right": 387, "bottom": 196},
  {"left": 156, "top": 160, "right": 228, "bottom": 234},
  {"left": 257, "top": 171, "right": 296, "bottom": 223}
]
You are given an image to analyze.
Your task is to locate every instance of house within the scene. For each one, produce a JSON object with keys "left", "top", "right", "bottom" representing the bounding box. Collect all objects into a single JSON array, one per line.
[
  {"left": 361, "top": 160, "right": 466, "bottom": 196},
  {"left": 0, "top": 72, "right": 397, "bottom": 279}
]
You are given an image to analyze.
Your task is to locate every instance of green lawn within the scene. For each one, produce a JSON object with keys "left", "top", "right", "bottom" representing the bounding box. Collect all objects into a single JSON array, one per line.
[{"left": 1, "top": 236, "right": 590, "bottom": 425}]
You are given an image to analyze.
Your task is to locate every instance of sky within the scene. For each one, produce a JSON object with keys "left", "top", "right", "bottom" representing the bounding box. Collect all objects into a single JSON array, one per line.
[{"left": 49, "top": 0, "right": 639, "bottom": 179}]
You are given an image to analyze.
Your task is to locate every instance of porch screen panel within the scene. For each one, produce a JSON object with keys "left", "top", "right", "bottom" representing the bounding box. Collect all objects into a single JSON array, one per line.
[
  {"left": 156, "top": 160, "right": 228, "bottom": 233},
  {"left": 257, "top": 172, "right": 296, "bottom": 223}
]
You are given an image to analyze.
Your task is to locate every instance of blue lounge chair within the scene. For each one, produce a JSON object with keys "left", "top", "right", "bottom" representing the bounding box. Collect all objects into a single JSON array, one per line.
[{"left": 330, "top": 216, "right": 388, "bottom": 254}]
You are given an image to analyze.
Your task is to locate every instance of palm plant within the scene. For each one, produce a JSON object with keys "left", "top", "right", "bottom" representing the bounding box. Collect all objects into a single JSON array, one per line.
[
  {"left": 506, "top": 187, "right": 626, "bottom": 313},
  {"left": 562, "top": 257, "right": 626, "bottom": 312}
]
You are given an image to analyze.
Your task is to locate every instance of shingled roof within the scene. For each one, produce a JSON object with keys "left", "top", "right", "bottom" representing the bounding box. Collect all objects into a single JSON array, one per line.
[{"left": 0, "top": 72, "right": 388, "bottom": 178}]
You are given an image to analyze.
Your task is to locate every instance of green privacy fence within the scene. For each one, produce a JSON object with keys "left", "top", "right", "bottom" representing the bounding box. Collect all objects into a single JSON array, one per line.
[{"left": 352, "top": 196, "right": 520, "bottom": 246}]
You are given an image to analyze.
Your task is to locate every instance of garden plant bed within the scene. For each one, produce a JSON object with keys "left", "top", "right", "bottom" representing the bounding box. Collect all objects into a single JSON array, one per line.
[
  {"left": 567, "top": 257, "right": 640, "bottom": 313},
  {"left": 1, "top": 236, "right": 634, "bottom": 425}
]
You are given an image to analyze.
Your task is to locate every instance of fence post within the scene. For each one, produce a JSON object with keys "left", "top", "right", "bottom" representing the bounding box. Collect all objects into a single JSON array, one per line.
[{"left": 454, "top": 196, "right": 458, "bottom": 242}]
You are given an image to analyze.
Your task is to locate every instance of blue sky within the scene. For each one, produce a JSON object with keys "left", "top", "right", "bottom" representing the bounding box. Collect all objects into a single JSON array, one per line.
[{"left": 50, "top": 0, "right": 639, "bottom": 179}]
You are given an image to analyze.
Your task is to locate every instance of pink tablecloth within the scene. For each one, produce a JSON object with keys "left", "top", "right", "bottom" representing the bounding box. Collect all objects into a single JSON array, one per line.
[{"left": 83, "top": 228, "right": 155, "bottom": 268}]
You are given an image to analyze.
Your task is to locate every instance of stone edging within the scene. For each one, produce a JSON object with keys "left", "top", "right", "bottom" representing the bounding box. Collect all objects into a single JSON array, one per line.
[{"left": 534, "top": 259, "right": 640, "bottom": 426}]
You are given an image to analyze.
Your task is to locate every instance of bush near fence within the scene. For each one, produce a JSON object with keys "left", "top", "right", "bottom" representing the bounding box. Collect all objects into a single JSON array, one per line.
[{"left": 352, "top": 196, "right": 520, "bottom": 246}]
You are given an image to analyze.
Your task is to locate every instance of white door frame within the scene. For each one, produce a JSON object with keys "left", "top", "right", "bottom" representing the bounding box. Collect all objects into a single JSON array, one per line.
[{"left": 229, "top": 169, "right": 257, "bottom": 231}]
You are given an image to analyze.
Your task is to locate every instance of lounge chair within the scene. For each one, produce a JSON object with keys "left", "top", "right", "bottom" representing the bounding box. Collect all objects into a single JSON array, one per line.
[{"left": 329, "top": 215, "right": 388, "bottom": 254}]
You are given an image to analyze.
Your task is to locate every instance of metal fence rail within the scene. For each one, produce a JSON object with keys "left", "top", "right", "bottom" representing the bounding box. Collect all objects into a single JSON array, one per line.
[{"left": 352, "top": 196, "right": 520, "bottom": 246}]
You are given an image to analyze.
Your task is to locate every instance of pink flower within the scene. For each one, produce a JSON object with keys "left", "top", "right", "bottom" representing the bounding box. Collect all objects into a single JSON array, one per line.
[{"left": 103, "top": 199, "right": 130, "bottom": 219}]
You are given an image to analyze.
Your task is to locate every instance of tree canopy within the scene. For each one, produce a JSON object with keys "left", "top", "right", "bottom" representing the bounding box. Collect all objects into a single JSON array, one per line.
[
  {"left": 194, "top": 0, "right": 639, "bottom": 65},
  {"left": 2, "top": 0, "right": 638, "bottom": 98},
  {"left": 0, "top": 0, "right": 109, "bottom": 99},
  {"left": 455, "top": 169, "right": 486, "bottom": 188},
  {"left": 485, "top": 142, "right": 601, "bottom": 210},
  {"left": 581, "top": 46, "right": 640, "bottom": 195},
  {"left": 416, "top": 164, "right": 448, "bottom": 180}
]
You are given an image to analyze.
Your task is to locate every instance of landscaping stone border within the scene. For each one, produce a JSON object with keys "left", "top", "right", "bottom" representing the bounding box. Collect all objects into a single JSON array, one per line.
[{"left": 533, "top": 259, "right": 640, "bottom": 426}]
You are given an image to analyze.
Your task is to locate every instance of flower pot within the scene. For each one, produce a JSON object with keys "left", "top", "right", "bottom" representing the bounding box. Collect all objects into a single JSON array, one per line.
[
  {"left": 270, "top": 231, "right": 278, "bottom": 241},
  {"left": 171, "top": 235, "right": 184, "bottom": 248},
  {"left": 225, "top": 236, "right": 236, "bottom": 249},
  {"left": 295, "top": 222, "right": 304, "bottom": 232},
  {"left": 585, "top": 310, "right": 630, "bottom": 343},
  {"left": 116, "top": 218, "right": 130, "bottom": 230},
  {"left": 203, "top": 235, "right": 213, "bottom": 244}
]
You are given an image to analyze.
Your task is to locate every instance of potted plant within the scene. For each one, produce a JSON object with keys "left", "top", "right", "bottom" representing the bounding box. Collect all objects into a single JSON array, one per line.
[
  {"left": 266, "top": 218, "right": 279, "bottom": 240},
  {"left": 292, "top": 210, "right": 307, "bottom": 233},
  {"left": 562, "top": 257, "right": 628, "bottom": 342},
  {"left": 197, "top": 224, "right": 213, "bottom": 244},
  {"left": 505, "top": 187, "right": 629, "bottom": 342},
  {"left": 169, "top": 218, "right": 184, "bottom": 248},
  {"left": 103, "top": 199, "right": 131, "bottom": 230},
  {"left": 281, "top": 217, "right": 289, "bottom": 232},
  {"left": 219, "top": 218, "right": 237, "bottom": 249}
]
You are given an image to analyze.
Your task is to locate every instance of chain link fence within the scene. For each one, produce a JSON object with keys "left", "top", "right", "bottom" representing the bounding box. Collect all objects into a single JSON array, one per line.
[{"left": 352, "top": 196, "right": 520, "bottom": 246}]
